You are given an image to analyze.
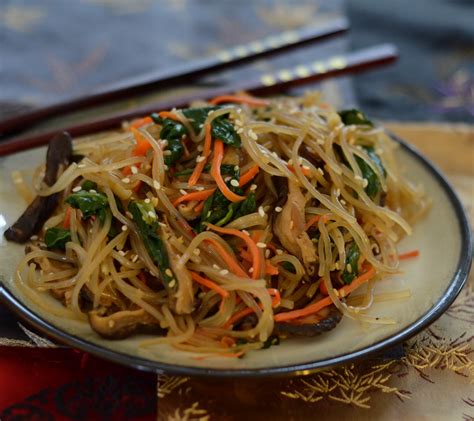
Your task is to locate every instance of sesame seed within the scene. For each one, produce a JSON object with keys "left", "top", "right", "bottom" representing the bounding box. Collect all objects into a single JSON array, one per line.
[
  {"left": 180, "top": 189, "right": 187, "bottom": 195},
  {"left": 340, "top": 199, "right": 347, "bottom": 205},
  {"left": 197, "top": 145, "right": 204, "bottom": 152},
  {"left": 230, "top": 179, "right": 239, "bottom": 187},
  {"left": 346, "top": 264, "right": 352, "bottom": 273},
  {"left": 362, "top": 178, "right": 369, "bottom": 188},
  {"left": 152, "top": 197, "right": 159, "bottom": 207},
  {"left": 121, "top": 225, "right": 128, "bottom": 231},
  {"left": 144, "top": 198, "right": 151, "bottom": 204},
  {"left": 193, "top": 249, "right": 200, "bottom": 256},
  {"left": 335, "top": 188, "right": 341, "bottom": 197},
  {"left": 242, "top": 230, "right": 250, "bottom": 236},
  {"left": 163, "top": 150, "right": 172, "bottom": 156},
  {"left": 333, "top": 288, "right": 339, "bottom": 297},
  {"left": 236, "top": 128, "right": 244, "bottom": 134},
  {"left": 199, "top": 123, "right": 204, "bottom": 128},
  {"left": 165, "top": 269, "right": 173, "bottom": 277},
  {"left": 248, "top": 267, "right": 254, "bottom": 273},
  {"left": 132, "top": 255, "right": 139, "bottom": 263},
  {"left": 196, "top": 155, "right": 206, "bottom": 163},
  {"left": 118, "top": 250, "right": 126, "bottom": 256},
  {"left": 212, "top": 264, "right": 221, "bottom": 270},
  {"left": 250, "top": 184, "right": 257, "bottom": 191},
  {"left": 159, "top": 222, "right": 167, "bottom": 227},
  {"left": 258, "top": 206, "right": 265, "bottom": 217},
  {"left": 248, "top": 130, "right": 258, "bottom": 140},
  {"left": 276, "top": 249, "right": 283, "bottom": 255},
  {"left": 122, "top": 178, "right": 130, "bottom": 184},
  {"left": 153, "top": 180, "right": 161, "bottom": 190},
  {"left": 30, "top": 235, "right": 38, "bottom": 241},
  {"left": 131, "top": 166, "right": 138, "bottom": 174},
  {"left": 195, "top": 186, "right": 205, "bottom": 191},
  {"left": 354, "top": 175, "right": 363, "bottom": 181},
  {"left": 256, "top": 242, "right": 266, "bottom": 248},
  {"left": 169, "top": 279, "right": 176, "bottom": 288},
  {"left": 78, "top": 164, "right": 86, "bottom": 168},
  {"left": 148, "top": 211, "right": 156, "bottom": 219},
  {"left": 318, "top": 168, "right": 324, "bottom": 175},
  {"left": 302, "top": 165, "right": 310, "bottom": 171},
  {"left": 219, "top": 269, "right": 229, "bottom": 275},
  {"left": 72, "top": 186, "right": 82, "bottom": 192},
  {"left": 265, "top": 249, "right": 271, "bottom": 258},
  {"left": 89, "top": 189, "right": 97, "bottom": 193},
  {"left": 275, "top": 206, "right": 282, "bottom": 213}
]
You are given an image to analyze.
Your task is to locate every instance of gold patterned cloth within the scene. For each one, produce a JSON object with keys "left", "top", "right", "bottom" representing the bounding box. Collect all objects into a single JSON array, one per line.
[{"left": 156, "top": 123, "right": 474, "bottom": 421}]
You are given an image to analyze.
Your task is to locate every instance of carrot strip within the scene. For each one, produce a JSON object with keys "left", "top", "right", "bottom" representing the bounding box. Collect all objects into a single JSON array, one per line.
[
  {"left": 63, "top": 207, "right": 72, "bottom": 229},
  {"left": 157, "top": 111, "right": 180, "bottom": 121},
  {"left": 211, "top": 140, "right": 245, "bottom": 202},
  {"left": 172, "top": 188, "right": 215, "bottom": 207},
  {"left": 194, "top": 201, "right": 205, "bottom": 213},
  {"left": 207, "top": 224, "right": 261, "bottom": 280},
  {"left": 240, "top": 249, "right": 252, "bottom": 263},
  {"left": 189, "top": 123, "right": 212, "bottom": 186},
  {"left": 239, "top": 165, "right": 260, "bottom": 187},
  {"left": 220, "top": 336, "right": 236, "bottom": 348},
  {"left": 265, "top": 261, "right": 279, "bottom": 276},
  {"left": 304, "top": 215, "right": 320, "bottom": 231},
  {"left": 223, "top": 307, "right": 254, "bottom": 329},
  {"left": 268, "top": 288, "right": 281, "bottom": 307},
  {"left": 399, "top": 250, "right": 420, "bottom": 260},
  {"left": 274, "top": 266, "right": 376, "bottom": 322},
  {"left": 288, "top": 164, "right": 311, "bottom": 177},
  {"left": 190, "top": 271, "right": 229, "bottom": 298},
  {"left": 209, "top": 94, "right": 269, "bottom": 107},
  {"left": 130, "top": 116, "right": 152, "bottom": 128},
  {"left": 131, "top": 127, "right": 152, "bottom": 156},
  {"left": 204, "top": 238, "right": 248, "bottom": 278}
]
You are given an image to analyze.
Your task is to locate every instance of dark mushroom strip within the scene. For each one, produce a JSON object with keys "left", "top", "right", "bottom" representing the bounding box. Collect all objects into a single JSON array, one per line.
[
  {"left": 5, "top": 132, "right": 73, "bottom": 243},
  {"left": 274, "top": 306, "right": 342, "bottom": 337},
  {"left": 88, "top": 308, "right": 165, "bottom": 340}
]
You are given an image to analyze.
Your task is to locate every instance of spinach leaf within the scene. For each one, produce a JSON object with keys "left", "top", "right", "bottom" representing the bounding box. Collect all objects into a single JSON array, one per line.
[
  {"left": 128, "top": 201, "right": 175, "bottom": 287},
  {"left": 233, "top": 192, "right": 256, "bottom": 219},
  {"left": 262, "top": 334, "right": 280, "bottom": 349},
  {"left": 44, "top": 227, "right": 71, "bottom": 250},
  {"left": 81, "top": 180, "right": 97, "bottom": 191},
  {"left": 341, "top": 242, "right": 360, "bottom": 284},
  {"left": 174, "top": 163, "right": 237, "bottom": 178},
  {"left": 150, "top": 114, "right": 186, "bottom": 167},
  {"left": 355, "top": 146, "right": 385, "bottom": 199},
  {"left": 338, "top": 109, "right": 373, "bottom": 126},
  {"left": 66, "top": 190, "right": 109, "bottom": 223},
  {"left": 182, "top": 106, "right": 241, "bottom": 147},
  {"left": 281, "top": 261, "right": 296, "bottom": 274}
]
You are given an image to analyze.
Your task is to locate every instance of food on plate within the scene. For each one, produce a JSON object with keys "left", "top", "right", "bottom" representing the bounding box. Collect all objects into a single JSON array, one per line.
[{"left": 6, "top": 92, "right": 429, "bottom": 357}]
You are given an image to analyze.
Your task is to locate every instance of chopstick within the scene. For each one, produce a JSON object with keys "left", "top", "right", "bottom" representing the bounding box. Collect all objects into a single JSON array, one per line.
[
  {"left": 0, "top": 18, "right": 348, "bottom": 138},
  {"left": 0, "top": 44, "right": 398, "bottom": 157}
]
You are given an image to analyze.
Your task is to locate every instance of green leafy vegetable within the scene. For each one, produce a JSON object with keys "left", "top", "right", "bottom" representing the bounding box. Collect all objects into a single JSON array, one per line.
[
  {"left": 233, "top": 192, "right": 256, "bottom": 219},
  {"left": 355, "top": 146, "right": 386, "bottom": 198},
  {"left": 262, "top": 335, "right": 280, "bottom": 349},
  {"left": 44, "top": 227, "right": 71, "bottom": 250},
  {"left": 81, "top": 180, "right": 97, "bottom": 191},
  {"left": 174, "top": 164, "right": 237, "bottom": 178},
  {"left": 338, "top": 109, "right": 373, "bottom": 126},
  {"left": 341, "top": 242, "right": 360, "bottom": 284},
  {"left": 65, "top": 190, "right": 109, "bottom": 222},
  {"left": 150, "top": 114, "right": 186, "bottom": 167},
  {"left": 281, "top": 261, "right": 296, "bottom": 274},
  {"left": 128, "top": 201, "right": 175, "bottom": 287}
]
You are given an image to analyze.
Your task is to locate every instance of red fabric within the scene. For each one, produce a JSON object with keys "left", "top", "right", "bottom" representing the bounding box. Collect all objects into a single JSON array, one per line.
[{"left": 0, "top": 347, "right": 156, "bottom": 420}]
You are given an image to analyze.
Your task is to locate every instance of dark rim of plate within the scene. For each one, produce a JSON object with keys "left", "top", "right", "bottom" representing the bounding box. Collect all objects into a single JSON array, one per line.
[{"left": 0, "top": 133, "right": 472, "bottom": 378}]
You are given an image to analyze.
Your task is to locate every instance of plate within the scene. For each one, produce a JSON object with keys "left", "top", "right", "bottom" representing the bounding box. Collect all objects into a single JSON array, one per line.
[{"left": 0, "top": 134, "right": 471, "bottom": 377}]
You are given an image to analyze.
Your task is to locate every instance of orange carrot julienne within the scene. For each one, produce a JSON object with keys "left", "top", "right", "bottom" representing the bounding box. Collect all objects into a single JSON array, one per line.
[
  {"left": 305, "top": 214, "right": 330, "bottom": 230},
  {"left": 63, "top": 207, "right": 72, "bottom": 229},
  {"left": 131, "top": 127, "right": 152, "bottom": 156},
  {"left": 194, "top": 201, "right": 205, "bottom": 213},
  {"left": 399, "top": 250, "right": 420, "bottom": 260},
  {"left": 288, "top": 164, "right": 311, "bottom": 177},
  {"left": 130, "top": 116, "right": 152, "bottom": 128},
  {"left": 265, "top": 261, "right": 279, "bottom": 276},
  {"left": 240, "top": 248, "right": 252, "bottom": 263},
  {"left": 157, "top": 111, "right": 180, "bottom": 121},
  {"left": 220, "top": 336, "right": 236, "bottom": 348},
  {"left": 207, "top": 224, "right": 261, "bottom": 280},
  {"left": 189, "top": 123, "right": 212, "bottom": 187},
  {"left": 204, "top": 238, "right": 248, "bottom": 278},
  {"left": 239, "top": 165, "right": 260, "bottom": 187},
  {"left": 267, "top": 288, "right": 281, "bottom": 307},
  {"left": 274, "top": 266, "right": 376, "bottom": 322},
  {"left": 172, "top": 188, "right": 215, "bottom": 207},
  {"left": 223, "top": 307, "right": 254, "bottom": 329},
  {"left": 211, "top": 140, "right": 245, "bottom": 202},
  {"left": 209, "top": 94, "right": 270, "bottom": 107},
  {"left": 190, "top": 271, "right": 229, "bottom": 298}
]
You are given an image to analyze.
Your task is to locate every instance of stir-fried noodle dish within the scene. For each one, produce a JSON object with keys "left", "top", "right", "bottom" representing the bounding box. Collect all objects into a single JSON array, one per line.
[{"left": 5, "top": 93, "right": 429, "bottom": 357}]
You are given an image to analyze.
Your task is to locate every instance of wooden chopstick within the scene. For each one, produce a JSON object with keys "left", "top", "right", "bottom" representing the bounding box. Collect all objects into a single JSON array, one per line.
[
  {"left": 0, "top": 44, "right": 398, "bottom": 157},
  {"left": 0, "top": 18, "right": 348, "bottom": 138}
]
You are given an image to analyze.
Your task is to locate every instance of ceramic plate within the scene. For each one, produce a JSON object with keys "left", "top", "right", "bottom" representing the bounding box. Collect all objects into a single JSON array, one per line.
[{"left": 0, "top": 134, "right": 471, "bottom": 377}]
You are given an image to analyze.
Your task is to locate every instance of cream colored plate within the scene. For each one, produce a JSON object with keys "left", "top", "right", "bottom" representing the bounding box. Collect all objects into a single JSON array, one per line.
[{"left": 0, "top": 136, "right": 471, "bottom": 376}]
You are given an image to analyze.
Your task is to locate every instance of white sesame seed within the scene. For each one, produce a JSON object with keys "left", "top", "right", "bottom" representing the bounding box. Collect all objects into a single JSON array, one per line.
[
  {"left": 355, "top": 175, "right": 363, "bottom": 182},
  {"left": 250, "top": 184, "right": 257, "bottom": 191},
  {"left": 72, "top": 186, "right": 82, "bottom": 192},
  {"left": 30, "top": 235, "right": 38, "bottom": 241},
  {"left": 363, "top": 178, "right": 369, "bottom": 188},
  {"left": 89, "top": 189, "right": 97, "bottom": 193},
  {"left": 163, "top": 150, "right": 172, "bottom": 156},
  {"left": 230, "top": 179, "right": 239, "bottom": 187},
  {"left": 248, "top": 130, "right": 258, "bottom": 140},
  {"left": 131, "top": 166, "right": 138, "bottom": 174},
  {"left": 132, "top": 255, "right": 139, "bottom": 263},
  {"left": 265, "top": 249, "right": 271, "bottom": 258},
  {"left": 197, "top": 145, "right": 203, "bottom": 152},
  {"left": 256, "top": 242, "right": 266, "bottom": 249},
  {"left": 234, "top": 165, "right": 239, "bottom": 171},
  {"left": 302, "top": 165, "right": 310, "bottom": 171},
  {"left": 346, "top": 264, "right": 352, "bottom": 273},
  {"left": 122, "top": 178, "right": 130, "bottom": 184},
  {"left": 276, "top": 249, "right": 283, "bottom": 255},
  {"left": 318, "top": 168, "right": 325, "bottom": 176},
  {"left": 242, "top": 230, "right": 250, "bottom": 236},
  {"left": 199, "top": 123, "right": 204, "bottom": 128},
  {"left": 148, "top": 211, "right": 156, "bottom": 219},
  {"left": 78, "top": 164, "right": 86, "bottom": 168},
  {"left": 152, "top": 197, "right": 159, "bottom": 207},
  {"left": 144, "top": 198, "right": 151, "bottom": 204},
  {"left": 153, "top": 180, "right": 161, "bottom": 190},
  {"left": 159, "top": 222, "right": 167, "bottom": 227},
  {"left": 164, "top": 165, "right": 169, "bottom": 170},
  {"left": 196, "top": 155, "right": 206, "bottom": 163},
  {"left": 212, "top": 264, "right": 220, "bottom": 270},
  {"left": 258, "top": 206, "right": 265, "bottom": 217},
  {"left": 121, "top": 225, "right": 128, "bottom": 231},
  {"left": 340, "top": 199, "right": 347, "bottom": 205},
  {"left": 169, "top": 279, "right": 176, "bottom": 288},
  {"left": 219, "top": 269, "right": 229, "bottom": 275},
  {"left": 236, "top": 128, "right": 243, "bottom": 135},
  {"left": 195, "top": 186, "right": 205, "bottom": 191},
  {"left": 179, "top": 189, "right": 187, "bottom": 195},
  {"left": 118, "top": 250, "right": 126, "bottom": 256},
  {"left": 193, "top": 249, "right": 201, "bottom": 256},
  {"left": 275, "top": 206, "right": 282, "bottom": 213},
  {"left": 165, "top": 269, "right": 173, "bottom": 277},
  {"left": 335, "top": 188, "right": 341, "bottom": 197},
  {"left": 248, "top": 267, "right": 254, "bottom": 273}
]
